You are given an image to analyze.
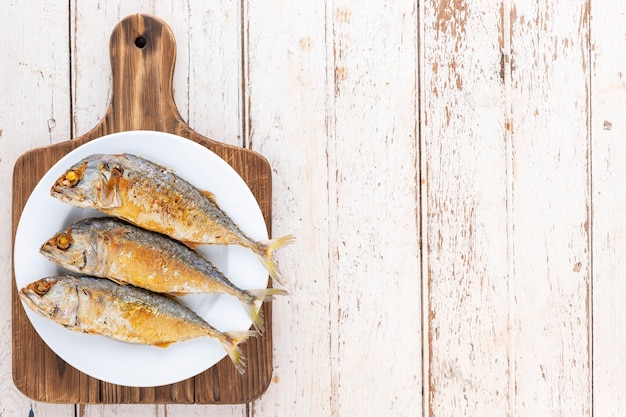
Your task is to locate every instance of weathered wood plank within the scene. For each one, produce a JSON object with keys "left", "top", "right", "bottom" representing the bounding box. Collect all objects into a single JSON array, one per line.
[
  {"left": 422, "top": 1, "right": 510, "bottom": 415},
  {"left": 80, "top": 404, "right": 248, "bottom": 417},
  {"left": 589, "top": 2, "right": 626, "bottom": 416},
  {"left": 183, "top": 7, "right": 253, "bottom": 417},
  {"left": 186, "top": 2, "right": 244, "bottom": 146},
  {"left": 509, "top": 1, "right": 591, "bottom": 414},
  {"left": 329, "top": 1, "right": 421, "bottom": 415},
  {"left": 183, "top": 6, "right": 260, "bottom": 417},
  {"left": 243, "top": 1, "right": 332, "bottom": 416},
  {"left": 0, "top": 0, "right": 73, "bottom": 415},
  {"left": 79, "top": 404, "right": 160, "bottom": 417}
]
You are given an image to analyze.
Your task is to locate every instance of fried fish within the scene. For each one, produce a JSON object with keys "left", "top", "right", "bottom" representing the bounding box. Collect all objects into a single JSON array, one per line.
[
  {"left": 50, "top": 153, "right": 293, "bottom": 284},
  {"left": 40, "top": 217, "right": 286, "bottom": 333},
  {"left": 20, "top": 274, "right": 254, "bottom": 374}
]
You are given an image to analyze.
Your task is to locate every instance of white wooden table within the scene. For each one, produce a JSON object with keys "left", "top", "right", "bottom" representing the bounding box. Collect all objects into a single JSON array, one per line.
[{"left": 1, "top": 1, "right": 623, "bottom": 416}]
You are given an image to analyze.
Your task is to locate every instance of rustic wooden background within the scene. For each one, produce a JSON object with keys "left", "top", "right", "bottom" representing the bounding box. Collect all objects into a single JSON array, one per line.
[{"left": 1, "top": 1, "right": 623, "bottom": 416}]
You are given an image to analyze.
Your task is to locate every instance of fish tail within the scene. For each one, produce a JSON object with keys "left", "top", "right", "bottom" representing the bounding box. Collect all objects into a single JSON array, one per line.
[
  {"left": 243, "top": 288, "right": 289, "bottom": 334},
  {"left": 220, "top": 330, "right": 256, "bottom": 374},
  {"left": 253, "top": 234, "right": 295, "bottom": 285}
]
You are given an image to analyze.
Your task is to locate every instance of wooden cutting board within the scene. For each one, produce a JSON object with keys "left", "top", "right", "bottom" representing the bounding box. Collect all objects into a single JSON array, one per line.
[{"left": 12, "top": 14, "right": 275, "bottom": 404}]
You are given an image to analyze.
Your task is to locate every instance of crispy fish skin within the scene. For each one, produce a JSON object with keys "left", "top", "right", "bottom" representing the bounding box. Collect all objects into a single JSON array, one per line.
[
  {"left": 50, "top": 153, "right": 293, "bottom": 283},
  {"left": 40, "top": 217, "right": 286, "bottom": 333},
  {"left": 20, "top": 275, "right": 253, "bottom": 374}
]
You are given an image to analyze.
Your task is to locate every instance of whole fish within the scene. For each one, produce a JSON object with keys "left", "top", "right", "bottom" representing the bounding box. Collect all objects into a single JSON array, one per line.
[
  {"left": 40, "top": 217, "right": 286, "bottom": 333},
  {"left": 50, "top": 153, "right": 293, "bottom": 284},
  {"left": 19, "top": 275, "right": 253, "bottom": 374}
]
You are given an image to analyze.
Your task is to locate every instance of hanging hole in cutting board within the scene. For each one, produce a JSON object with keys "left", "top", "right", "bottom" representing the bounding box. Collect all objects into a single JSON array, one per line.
[{"left": 135, "top": 36, "right": 146, "bottom": 48}]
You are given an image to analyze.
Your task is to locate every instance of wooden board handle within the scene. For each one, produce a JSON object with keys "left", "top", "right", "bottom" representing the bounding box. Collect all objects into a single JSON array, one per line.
[{"left": 101, "top": 14, "right": 187, "bottom": 132}]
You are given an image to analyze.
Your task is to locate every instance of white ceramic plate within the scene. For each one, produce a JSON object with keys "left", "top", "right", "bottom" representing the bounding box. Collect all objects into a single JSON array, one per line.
[{"left": 13, "top": 130, "right": 268, "bottom": 387}]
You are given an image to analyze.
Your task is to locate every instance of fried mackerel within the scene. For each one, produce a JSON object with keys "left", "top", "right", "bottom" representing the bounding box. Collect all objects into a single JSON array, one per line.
[
  {"left": 19, "top": 275, "right": 254, "bottom": 374},
  {"left": 40, "top": 217, "right": 286, "bottom": 333},
  {"left": 50, "top": 153, "right": 294, "bottom": 283}
]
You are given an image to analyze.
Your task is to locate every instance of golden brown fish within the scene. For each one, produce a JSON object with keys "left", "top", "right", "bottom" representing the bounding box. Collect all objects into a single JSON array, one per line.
[
  {"left": 50, "top": 153, "right": 293, "bottom": 284},
  {"left": 20, "top": 275, "right": 254, "bottom": 374},
  {"left": 40, "top": 217, "right": 286, "bottom": 333}
]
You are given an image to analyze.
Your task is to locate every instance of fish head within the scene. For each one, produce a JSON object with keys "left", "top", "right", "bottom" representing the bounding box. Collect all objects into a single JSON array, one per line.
[
  {"left": 19, "top": 276, "right": 79, "bottom": 327},
  {"left": 50, "top": 154, "right": 125, "bottom": 209},
  {"left": 39, "top": 227, "right": 93, "bottom": 272},
  {"left": 50, "top": 158, "right": 94, "bottom": 207}
]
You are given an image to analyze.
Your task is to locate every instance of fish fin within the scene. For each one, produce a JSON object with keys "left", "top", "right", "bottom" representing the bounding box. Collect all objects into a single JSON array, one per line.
[
  {"left": 181, "top": 240, "right": 201, "bottom": 249},
  {"left": 107, "top": 227, "right": 131, "bottom": 240},
  {"left": 97, "top": 227, "right": 129, "bottom": 249},
  {"left": 200, "top": 190, "right": 218, "bottom": 204},
  {"left": 106, "top": 277, "right": 128, "bottom": 286},
  {"left": 99, "top": 166, "right": 123, "bottom": 208},
  {"left": 162, "top": 292, "right": 187, "bottom": 300},
  {"left": 243, "top": 288, "right": 289, "bottom": 334},
  {"left": 154, "top": 341, "right": 173, "bottom": 348},
  {"left": 220, "top": 330, "right": 257, "bottom": 374},
  {"left": 253, "top": 234, "right": 295, "bottom": 286}
]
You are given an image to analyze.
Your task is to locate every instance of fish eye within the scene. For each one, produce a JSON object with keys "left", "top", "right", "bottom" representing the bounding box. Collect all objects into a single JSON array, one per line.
[
  {"left": 35, "top": 280, "right": 53, "bottom": 295},
  {"left": 54, "top": 230, "right": 73, "bottom": 250},
  {"left": 65, "top": 170, "right": 80, "bottom": 186},
  {"left": 59, "top": 162, "right": 86, "bottom": 187}
]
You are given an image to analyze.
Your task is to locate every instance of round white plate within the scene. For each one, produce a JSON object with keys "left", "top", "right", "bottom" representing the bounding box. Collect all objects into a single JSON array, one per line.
[{"left": 14, "top": 130, "right": 268, "bottom": 387}]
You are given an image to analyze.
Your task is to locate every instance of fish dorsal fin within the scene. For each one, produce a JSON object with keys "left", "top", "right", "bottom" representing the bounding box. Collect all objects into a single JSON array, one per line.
[
  {"left": 106, "top": 277, "right": 128, "bottom": 286},
  {"left": 181, "top": 240, "right": 201, "bottom": 249},
  {"left": 200, "top": 190, "right": 217, "bottom": 204},
  {"left": 163, "top": 292, "right": 185, "bottom": 298}
]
